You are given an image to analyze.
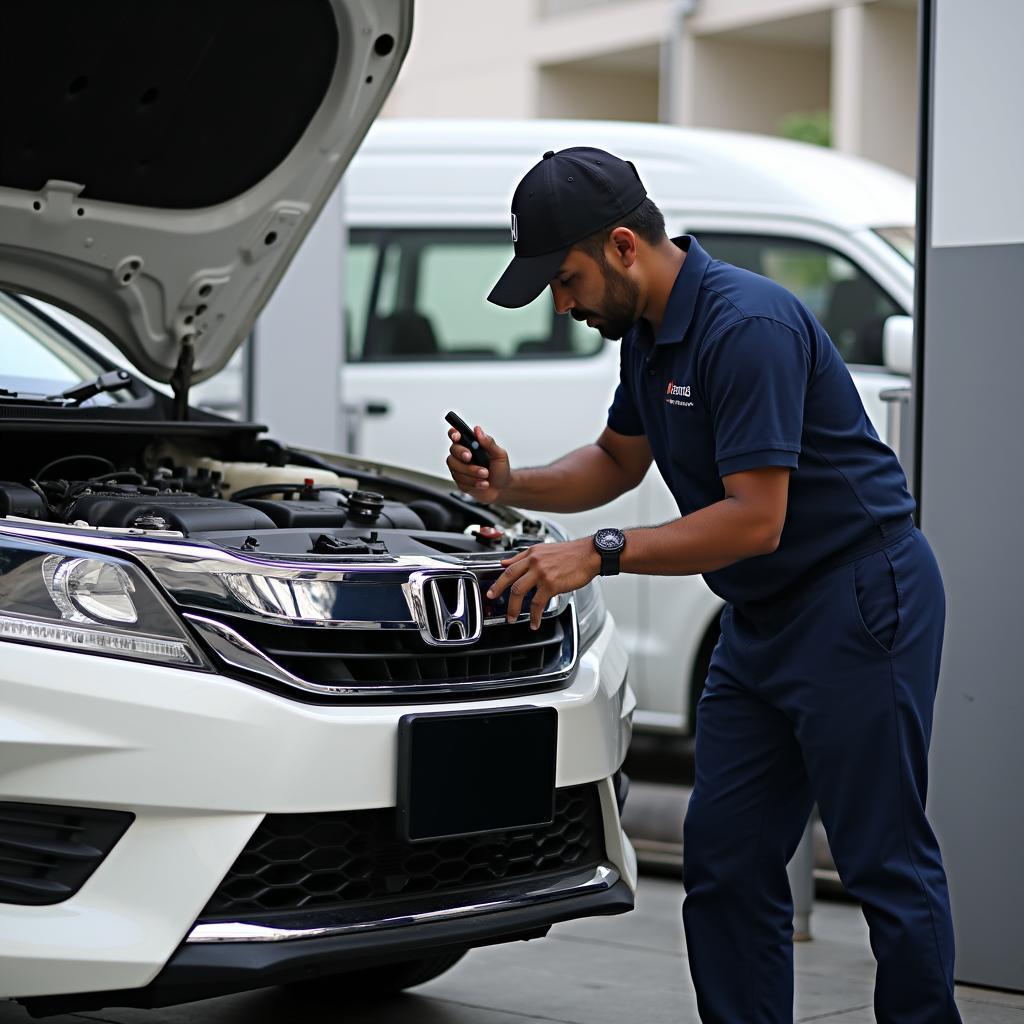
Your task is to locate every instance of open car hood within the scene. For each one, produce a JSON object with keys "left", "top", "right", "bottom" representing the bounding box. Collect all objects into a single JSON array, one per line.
[{"left": 0, "top": 0, "right": 412, "bottom": 387}]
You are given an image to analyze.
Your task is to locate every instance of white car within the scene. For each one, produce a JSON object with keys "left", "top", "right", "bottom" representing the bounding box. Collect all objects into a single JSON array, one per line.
[{"left": 0, "top": 2, "right": 634, "bottom": 1016}]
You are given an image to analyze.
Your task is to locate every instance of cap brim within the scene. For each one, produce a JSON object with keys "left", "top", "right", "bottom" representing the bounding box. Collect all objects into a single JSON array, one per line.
[{"left": 487, "top": 247, "right": 570, "bottom": 309}]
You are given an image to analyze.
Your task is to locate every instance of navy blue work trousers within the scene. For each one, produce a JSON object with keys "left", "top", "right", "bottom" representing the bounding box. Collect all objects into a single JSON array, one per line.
[{"left": 683, "top": 527, "right": 961, "bottom": 1023}]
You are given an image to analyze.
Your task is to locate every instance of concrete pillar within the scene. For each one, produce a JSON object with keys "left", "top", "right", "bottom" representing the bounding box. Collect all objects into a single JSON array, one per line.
[
  {"left": 832, "top": 2, "right": 918, "bottom": 175},
  {"left": 921, "top": 0, "right": 1024, "bottom": 991}
]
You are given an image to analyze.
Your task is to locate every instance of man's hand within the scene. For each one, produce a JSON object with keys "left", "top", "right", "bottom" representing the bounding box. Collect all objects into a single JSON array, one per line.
[
  {"left": 446, "top": 423, "right": 512, "bottom": 503},
  {"left": 487, "top": 538, "right": 601, "bottom": 630}
]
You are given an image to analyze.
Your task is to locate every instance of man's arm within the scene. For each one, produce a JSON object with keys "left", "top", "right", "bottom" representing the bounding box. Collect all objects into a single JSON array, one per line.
[
  {"left": 618, "top": 466, "right": 789, "bottom": 573},
  {"left": 447, "top": 424, "right": 653, "bottom": 514},
  {"left": 488, "top": 466, "right": 791, "bottom": 628}
]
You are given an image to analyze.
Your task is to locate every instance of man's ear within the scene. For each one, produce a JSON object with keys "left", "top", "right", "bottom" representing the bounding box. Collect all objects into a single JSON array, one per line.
[{"left": 609, "top": 227, "right": 638, "bottom": 269}]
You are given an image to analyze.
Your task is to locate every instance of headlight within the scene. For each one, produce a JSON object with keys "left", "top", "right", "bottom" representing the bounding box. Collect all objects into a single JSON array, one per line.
[
  {"left": 575, "top": 577, "right": 607, "bottom": 651},
  {"left": 0, "top": 534, "right": 206, "bottom": 668}
]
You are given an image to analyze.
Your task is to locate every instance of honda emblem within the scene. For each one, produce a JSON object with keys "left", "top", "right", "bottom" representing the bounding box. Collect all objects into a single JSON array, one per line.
[{"left": 404, "top": 571, "right": 483, "bottom": 647}]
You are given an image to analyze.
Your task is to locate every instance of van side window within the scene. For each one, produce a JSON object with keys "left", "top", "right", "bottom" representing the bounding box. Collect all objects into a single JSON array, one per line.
[
  {"left": 697, "top": 234, "right": 901, "bottom": 366},
  {"left": 346, "top": 230, "right": 602, "bottom": 362},
  {"left": 343, "top": 241, "right": 378, "bottom": 361}
]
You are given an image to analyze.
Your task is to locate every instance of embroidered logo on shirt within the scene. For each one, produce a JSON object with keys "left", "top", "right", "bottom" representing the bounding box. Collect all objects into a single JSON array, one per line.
[{"left": 665, "top": 380, "right": 693, "bottom": 407}]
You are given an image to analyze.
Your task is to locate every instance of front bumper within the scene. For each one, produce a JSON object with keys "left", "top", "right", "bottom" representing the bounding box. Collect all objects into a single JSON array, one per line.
[
  {"left": 24, "top": 869, "right": 633, "bottom": 1017},
  {"left": 0, "top": 613, "right": 634, "bottom": 1001}
]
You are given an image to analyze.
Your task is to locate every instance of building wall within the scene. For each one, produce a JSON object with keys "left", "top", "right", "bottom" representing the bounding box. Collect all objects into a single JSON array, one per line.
[
  {"left": 380, "top": 0, "right": 537, "bottom": 118},
  {"left": 833, "top": 3, "right": 918, "bottom": 175},
  {"left": 680, "top": 35, "right": 830, "bottom": 136},
  {"left": 379, "top": 0, "right": 917, "bottom": 176},
  {"left": 537, "top": 66, "right": 660, "bottom": 121}
]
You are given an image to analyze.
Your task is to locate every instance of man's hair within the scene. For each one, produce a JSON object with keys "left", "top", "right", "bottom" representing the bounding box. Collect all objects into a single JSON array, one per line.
[{"left": 572, "top": 197, "right": 667, "bottom": 263}]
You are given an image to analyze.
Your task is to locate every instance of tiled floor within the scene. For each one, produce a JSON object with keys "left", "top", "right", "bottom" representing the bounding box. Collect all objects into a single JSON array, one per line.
[{"left": 3, "top": 876, "right": 1021, "bottom": 1023}]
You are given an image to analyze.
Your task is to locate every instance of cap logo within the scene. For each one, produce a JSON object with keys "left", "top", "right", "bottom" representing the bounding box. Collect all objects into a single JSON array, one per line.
[{"left": 510, "top": 213, "right": 518, "bottom": 243}]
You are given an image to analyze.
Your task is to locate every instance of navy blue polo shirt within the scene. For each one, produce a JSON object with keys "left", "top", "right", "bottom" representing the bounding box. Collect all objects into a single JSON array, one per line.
[{"left": 607, "top": 236, "right": 914, "bottom": 608}]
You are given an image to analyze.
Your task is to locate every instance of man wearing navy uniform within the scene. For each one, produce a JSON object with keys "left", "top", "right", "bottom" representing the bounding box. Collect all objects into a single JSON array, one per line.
[{"left": 444, "top": 147, "right": 961, "bottom": 1023}]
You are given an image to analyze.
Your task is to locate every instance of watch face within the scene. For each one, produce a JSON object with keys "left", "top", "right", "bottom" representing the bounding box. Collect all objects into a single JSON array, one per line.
[{"left": 594, "top": 529, "right": 624, "bottom": 552}]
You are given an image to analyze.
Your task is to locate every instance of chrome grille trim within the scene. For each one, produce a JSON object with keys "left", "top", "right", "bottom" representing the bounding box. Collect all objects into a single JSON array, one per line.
[
  {"left": 186, "top": 606, "right": 578, "bottom": 699},
  {"left": 186, "top": 864, "right": 618, "bottom": 943}
]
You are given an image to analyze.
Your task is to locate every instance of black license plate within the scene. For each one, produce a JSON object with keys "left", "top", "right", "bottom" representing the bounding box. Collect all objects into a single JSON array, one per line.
[{"left": 397, "top": 707, "right": 557, "bottom": 842}]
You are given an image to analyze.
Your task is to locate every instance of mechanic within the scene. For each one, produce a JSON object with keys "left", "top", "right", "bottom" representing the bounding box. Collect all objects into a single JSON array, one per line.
[{"left": 444, "top": 148, "right": 961, "bottom": 1024}]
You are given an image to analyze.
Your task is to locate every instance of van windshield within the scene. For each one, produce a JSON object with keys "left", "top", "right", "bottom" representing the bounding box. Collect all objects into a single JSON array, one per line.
[{"left": 874, "top": 226, "right": 915, "bottom": 265}]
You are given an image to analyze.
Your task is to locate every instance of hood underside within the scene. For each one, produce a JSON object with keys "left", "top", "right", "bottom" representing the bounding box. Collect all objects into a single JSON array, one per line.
[{"left": 0, "top": 0, "right": 412, "bottom": 384}]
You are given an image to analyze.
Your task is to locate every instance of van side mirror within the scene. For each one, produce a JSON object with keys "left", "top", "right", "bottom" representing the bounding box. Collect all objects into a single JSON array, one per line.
[{"left": 882, "top": 315, "right": 914, "bottom": 375}]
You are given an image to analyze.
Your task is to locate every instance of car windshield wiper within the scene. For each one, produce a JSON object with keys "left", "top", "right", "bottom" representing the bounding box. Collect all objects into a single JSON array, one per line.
[
  {"left": 48, "top": 369, "right": 133, "bottom": 405},
  {"left": 0, "top": 370, "right": 134, "bottom": 406}
]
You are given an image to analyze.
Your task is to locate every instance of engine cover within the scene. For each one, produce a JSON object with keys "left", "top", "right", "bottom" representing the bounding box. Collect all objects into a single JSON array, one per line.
[{"left": 69, "top": 491, "right": 275, "bottom": 535}]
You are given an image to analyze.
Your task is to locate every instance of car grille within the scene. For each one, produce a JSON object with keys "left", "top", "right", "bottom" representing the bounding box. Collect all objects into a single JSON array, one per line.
[
  {"left": 197, "top": 784, "right": 604, "bottom": 923},
  {"left": 0, "top": 802, "right": 133, "bottom": 906},
  {"left": 205, "top": 606, "right": 574, "bottom": 698}
]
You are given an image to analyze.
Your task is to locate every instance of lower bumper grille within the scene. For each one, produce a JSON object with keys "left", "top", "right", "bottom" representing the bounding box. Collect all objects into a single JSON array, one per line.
[
  {"left": 0, "top": 802, "right": 133, "bottom": 906},
  {"left": 197, "top": 784, "right": 605, "bottom": 923}
]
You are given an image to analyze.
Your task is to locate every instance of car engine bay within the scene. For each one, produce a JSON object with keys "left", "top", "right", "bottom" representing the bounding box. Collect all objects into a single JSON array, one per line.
[{"left": 0, "top": 429, "right": 548, "bottom": 563}]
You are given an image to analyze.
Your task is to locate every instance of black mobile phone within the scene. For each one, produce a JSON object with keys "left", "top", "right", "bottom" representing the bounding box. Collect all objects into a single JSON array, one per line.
[{"left": 445, "top": 411, "right": 490, "bottom": 468}]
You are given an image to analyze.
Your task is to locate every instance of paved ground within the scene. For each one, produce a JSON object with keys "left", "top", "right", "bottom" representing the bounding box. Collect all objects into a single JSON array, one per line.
[{"left": 3, "top": 876, "right": 1022, "bottom": 1023}]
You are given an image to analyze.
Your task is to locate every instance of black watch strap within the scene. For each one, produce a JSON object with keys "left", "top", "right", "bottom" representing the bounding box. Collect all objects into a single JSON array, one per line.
[{"left": 593, "top": 528, "right": 626, "bottom": 577}]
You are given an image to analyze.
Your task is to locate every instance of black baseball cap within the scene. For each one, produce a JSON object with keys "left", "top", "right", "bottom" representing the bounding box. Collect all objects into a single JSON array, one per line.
[{"left": 487, "top": 147, "right": 648, "bottom": 309}]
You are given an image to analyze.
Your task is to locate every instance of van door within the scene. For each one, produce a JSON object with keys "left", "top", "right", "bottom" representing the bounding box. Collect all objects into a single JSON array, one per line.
[{"left": 341, "top": 228, "right": 647, "bottom": 684}]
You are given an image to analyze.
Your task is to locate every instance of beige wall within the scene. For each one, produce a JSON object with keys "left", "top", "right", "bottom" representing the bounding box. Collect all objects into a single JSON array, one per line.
[
  {"left": 680, "top": 35, "right": 830, "bottom": 136},
  {"left": 537, "top": 67, "right": 660, "bottom": 121},
  {"left": 833, "top": 4, "right": 918, "bottom": 175},
  {"left": 381, "top": 0, "right": 537, "bottom": 117},
  {"left": 690, "top": 0, "right": 840, "bottom": 34},
  {"left": 379, "top": 0, "right": 917, "bottom": 177}
]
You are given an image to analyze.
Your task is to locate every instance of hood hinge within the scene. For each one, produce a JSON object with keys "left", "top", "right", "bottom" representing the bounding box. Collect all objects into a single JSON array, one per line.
[{"left": 171, "top": 336, "right": 195, "bottom": 421}]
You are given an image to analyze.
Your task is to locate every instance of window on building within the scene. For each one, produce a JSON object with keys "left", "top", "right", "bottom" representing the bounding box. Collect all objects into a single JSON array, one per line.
[
  {"left": 345, "top": 230, "right": 602, "bottom": 362},
  {"left": 697, "top": 233, "right": 902, "bottom": 366}
]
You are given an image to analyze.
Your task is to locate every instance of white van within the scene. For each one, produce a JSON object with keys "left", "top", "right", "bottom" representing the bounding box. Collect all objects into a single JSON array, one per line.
[{"left": 330, "top": 119, "right": 917, "bottom": 737}]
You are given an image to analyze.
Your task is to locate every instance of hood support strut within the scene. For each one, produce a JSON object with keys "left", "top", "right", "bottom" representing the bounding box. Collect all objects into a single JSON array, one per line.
[{"left": 170, "top": 337, "right": 195, "bottom": 421}]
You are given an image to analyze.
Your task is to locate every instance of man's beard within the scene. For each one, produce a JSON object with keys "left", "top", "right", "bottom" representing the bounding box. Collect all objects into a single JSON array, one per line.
[{"left": 572, "top": 262, "right": 640, "bottom": 341}]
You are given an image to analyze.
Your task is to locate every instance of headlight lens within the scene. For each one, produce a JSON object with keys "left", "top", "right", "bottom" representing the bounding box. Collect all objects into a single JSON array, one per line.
[
  {"left": 43, "top": 556, "right": 139, "bottom": 624},
  {"left": 575, "top": 577, "right": 607, "bottom": 651},
  {"left": 0, "top": 534, "right": 206, "bottom": 668}
]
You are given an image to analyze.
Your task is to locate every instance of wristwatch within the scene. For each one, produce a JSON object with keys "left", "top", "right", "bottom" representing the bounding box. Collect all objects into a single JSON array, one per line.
[{"left": 593, "top": 528, "right": 626, "bottom": 577}]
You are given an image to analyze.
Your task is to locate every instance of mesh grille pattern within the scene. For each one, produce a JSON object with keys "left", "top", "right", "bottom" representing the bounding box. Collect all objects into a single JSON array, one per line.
[
  {"left": 199, "top": 784, "right": 604, "bottom": 922},
  {"left": 214, "top": 608, "right": 572, "bottom": 691}
]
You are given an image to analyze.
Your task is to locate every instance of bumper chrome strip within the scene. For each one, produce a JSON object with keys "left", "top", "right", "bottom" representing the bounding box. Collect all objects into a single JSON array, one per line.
[{"left": 187, "top": 864, "right": 618, "bottom": 944}]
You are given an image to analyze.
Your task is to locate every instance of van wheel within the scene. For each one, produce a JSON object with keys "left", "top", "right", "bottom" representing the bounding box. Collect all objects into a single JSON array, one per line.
[
  {"left": 688, "top": 616, "right": 722, "bottom": 735},
  {"left": 287, "top": 951, "right": 467, "bottom": 1002}
]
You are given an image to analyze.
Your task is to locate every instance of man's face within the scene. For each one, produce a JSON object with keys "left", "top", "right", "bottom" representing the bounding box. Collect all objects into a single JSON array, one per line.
[{"left": 548, "top": 246, "right": 640, "bottom": 341}]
